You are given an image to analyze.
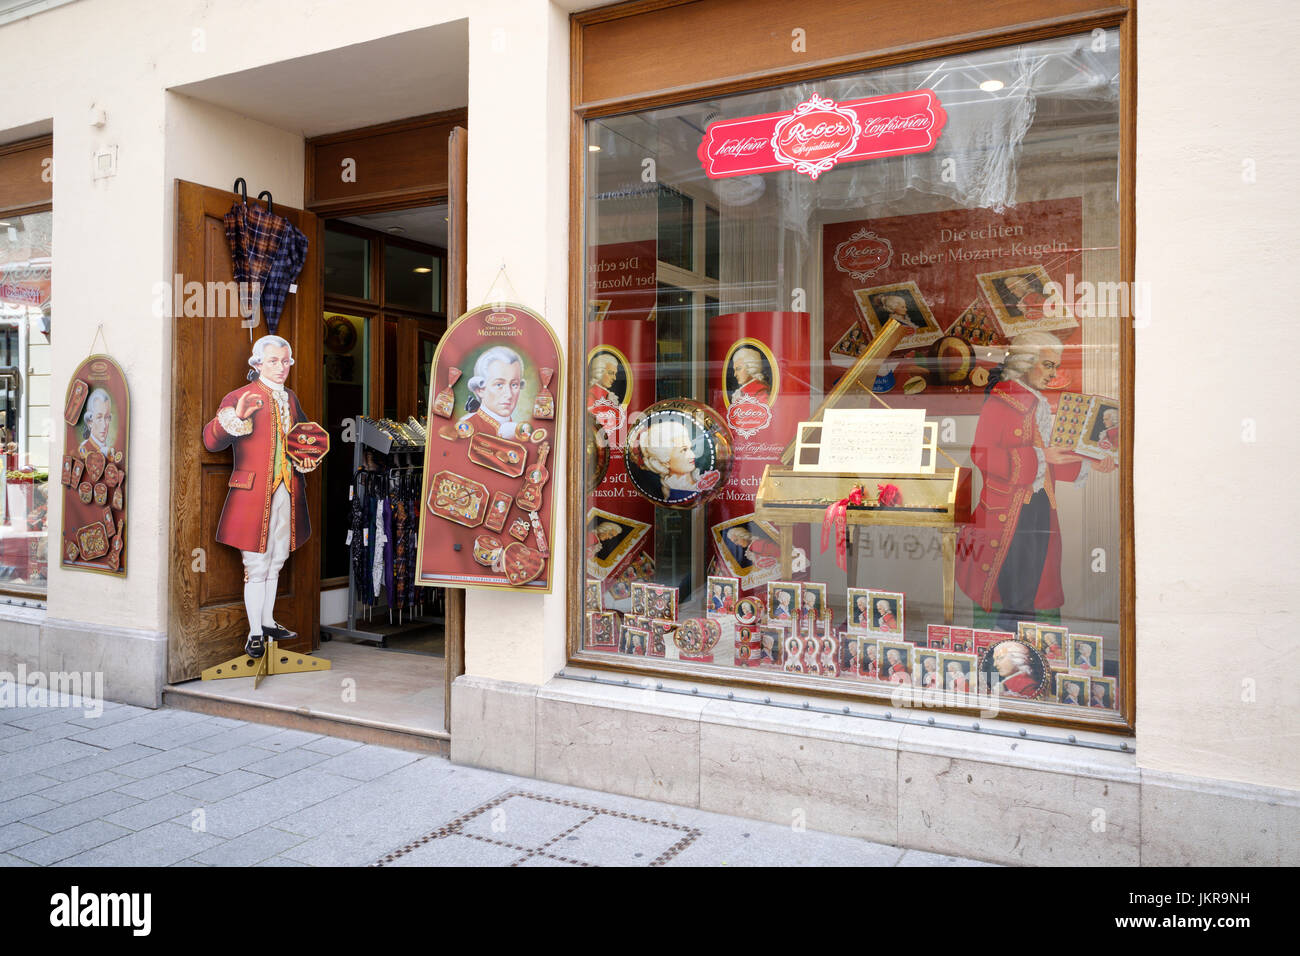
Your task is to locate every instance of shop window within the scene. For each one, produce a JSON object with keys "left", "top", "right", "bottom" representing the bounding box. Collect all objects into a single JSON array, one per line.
[
  {"left": 324, "top": 227, "right": 370, "bottom": 299},
  {"left": 578, "top": 30, "right": 1128, "bottom": 727},
  {"left": 384, "top": 244, "right": 441, "bottom": 314}
]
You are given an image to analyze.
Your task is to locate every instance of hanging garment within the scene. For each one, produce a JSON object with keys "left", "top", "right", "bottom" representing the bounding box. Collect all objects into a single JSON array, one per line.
[
  {"left": 371, "top": 497, "right": 387, "bottom": 604},
  {"left": 348, "top": 469, "right": 368, "bottom": 604},
  {"left": 260, "top": 222, "right": 309, "bottom": 335}
]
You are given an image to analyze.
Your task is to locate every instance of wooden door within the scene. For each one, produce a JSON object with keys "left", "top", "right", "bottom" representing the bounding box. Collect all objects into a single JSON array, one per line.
[
  {"left": 169, "top": 179, "right": 323, "bottom": 682},
  {"left": 444, "top": 126, "right": 467, "bottom": 729}
]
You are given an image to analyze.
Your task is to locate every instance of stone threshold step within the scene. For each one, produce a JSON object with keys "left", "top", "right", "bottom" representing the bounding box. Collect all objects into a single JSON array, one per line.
[{"left": 162, "top": 685, "right": 450, "bottom": 757}]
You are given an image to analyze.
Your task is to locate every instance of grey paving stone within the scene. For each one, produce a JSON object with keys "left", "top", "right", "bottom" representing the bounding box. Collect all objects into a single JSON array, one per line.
[
  {"left": 67, "top": 709, "right": 208, "bottom": 749},
  {"left": 186, "top": 723, "right": 284, "bottom": 754},
  {"left": 115, "top": 766, "right": 215, "bottom": 800},
  {"left": 0, "top": 723, "right": 25, "bottom": 741},
  {"left": 254, "top": 856, "right": 309, "bottom": 866},
  {"left": 385, "top": 834, "right": 524, "bottom": 867},
  {"left": 186, "top": 745, "right": 279, "bottom": 774},
  {"left": 0, "top": 772, "right": 61, "bottom": 803},
  {"left": 178, "top": 770, "right": 274, "bottom": 803},
  {"left": 57, "top": 822, "right": 224, "bottom": 867},
  {"left": 277, "top": 768, "right": 517, "bottom": 865},
  {"left": 182, "top": 768, "right": 360, "bottom": 839},
  {"left": 459, "top": 793, "right": 593, "bottom": 850},
  {"left": 0, "top": 821, "right": 49, "bottom": 853},
  {"left": 0, "top": 738, "right": 106, "bottom": 778},
  {"left": 239, "top": 747, "right": 330, "bottom": 779},
  {"left": 665, "top": 818, "right": 905, "bottom": 868},
  {"left": 0, "top": 853, "right": 35, "bottom": 866},
  {"left": 191, "top": 826, "right": 306, "bottom": 867},
  {"left": 113, "top": 746, "right": 213, "bottom": 779},
  {"left": 23, "top": 790, "right": 139, "bottom": 834},
  {"left": 251, "top": 728, "right": 324, "bottom": 752},
  {"left": 170, "top": 859, "right": 210, "bottom": 866},
  {"left": 38, "top": 743, "right": 160, "bottom": 781},
  {"left": 896, "top": 848, "right": 998, "bottom": 867},
  {"left": 277, "top": 759, "right": 514, "bottom": 840},
  {"left": 36, "top": 770, "right": 137, "bottom": 804},
  {"left": 8, "top": 820, "right": 133, "bottom": 866},
  {"left": 0, "top": 721, "right": 88, "bottom": 752},
  {"left": 552, "top": 814, "right": 688, "bottom": 867},
  {"left": 3, "top": 707, "right": 86, "bottom": 730},
  {"left": 0, "top": 794, "right": 61, "bottom": 827},
  {"left": 65, "top": 703, "right": 152, "bottom": 729},
  {"left": 129, "top": 719, "right": 231, "bottom": 752},
  {"left": 105, "top": 793, "right": 206, "bottom": 832},
  {"left": 312, "top": 744, "right": 421, "bottom": 781},
  {"left": 299, "top": 736, "right": 363, "bottom": 756}
]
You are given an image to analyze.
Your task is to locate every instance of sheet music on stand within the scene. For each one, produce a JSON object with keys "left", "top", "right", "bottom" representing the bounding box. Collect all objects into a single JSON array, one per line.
[{"left": 793, "top": 408, "right": 937, "bottom": 475}]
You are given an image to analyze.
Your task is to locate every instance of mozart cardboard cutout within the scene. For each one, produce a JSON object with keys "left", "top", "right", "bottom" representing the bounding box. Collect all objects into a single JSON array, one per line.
[
  {"left": 200, "top": 334, "right": 329, "bottom": 659},
  {"left": 415, "top": 304, "right": 563, "bottom": 592}
]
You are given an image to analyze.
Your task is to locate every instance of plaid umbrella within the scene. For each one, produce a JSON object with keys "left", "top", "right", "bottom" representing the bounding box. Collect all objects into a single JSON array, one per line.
[{"left": 224, "top": 200, "right": 309, "bottom": 335}]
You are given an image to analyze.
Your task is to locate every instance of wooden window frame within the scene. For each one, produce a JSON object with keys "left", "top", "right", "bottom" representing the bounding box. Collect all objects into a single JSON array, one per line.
[{"left": 564, "top": 0, "right": 1138, "bottom": 734}]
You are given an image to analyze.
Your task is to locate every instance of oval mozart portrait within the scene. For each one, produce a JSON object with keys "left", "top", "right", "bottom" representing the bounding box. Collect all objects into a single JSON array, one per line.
[
  {"left": 722, "top": 338, "right": 778, "bottom": 409},
  {"left": 586, "top": 346, "right": 632, "bottom": 412}
]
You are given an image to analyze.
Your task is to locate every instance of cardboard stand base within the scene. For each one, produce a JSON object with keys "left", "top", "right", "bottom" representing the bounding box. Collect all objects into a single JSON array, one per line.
[{"left": 201, "top": 640, "right": 331, "bottom": 690}]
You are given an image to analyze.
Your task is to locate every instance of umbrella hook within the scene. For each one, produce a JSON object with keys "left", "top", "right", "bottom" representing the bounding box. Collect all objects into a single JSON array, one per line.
[
  {"left": 257, "top": 190, "right": 274, "bottom": 215},
  {"left": 233, "top": 177, "right": 248, "bottom": 204}
]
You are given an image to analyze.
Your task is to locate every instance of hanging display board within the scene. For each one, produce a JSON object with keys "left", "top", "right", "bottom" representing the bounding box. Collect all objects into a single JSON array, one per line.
[
  {"left": 59, "top": 354, "right": 129, "bottom": 575},
  {"left": 416, "top": 303, "right": 563, "bottom": 593}
]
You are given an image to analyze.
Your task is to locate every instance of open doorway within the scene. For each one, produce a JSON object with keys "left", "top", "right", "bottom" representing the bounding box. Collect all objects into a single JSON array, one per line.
[{"left": 320, "top": 203, "right": 449, "bottom": 656}]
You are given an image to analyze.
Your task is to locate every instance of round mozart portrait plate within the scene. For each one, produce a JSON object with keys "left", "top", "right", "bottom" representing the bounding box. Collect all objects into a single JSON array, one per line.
[
  {"left": 978, "top": 639, "right": 1049, "bottom": 700},
  {"left": 624, "top": 399, "right": 733, "bottom": 509}
]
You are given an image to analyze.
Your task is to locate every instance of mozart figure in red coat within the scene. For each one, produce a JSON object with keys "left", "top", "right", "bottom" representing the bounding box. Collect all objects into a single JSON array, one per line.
[
  {"left": 202, "top": 334, "right": 323, "bottom": 658},
  {"left": 956, "top": 332, "right": 1114, "bottom": 633}
]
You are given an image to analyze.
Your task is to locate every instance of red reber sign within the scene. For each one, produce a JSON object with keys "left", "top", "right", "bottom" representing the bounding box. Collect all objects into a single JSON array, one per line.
[{"left": 698, "top": 90, "right": 947, "bottom": 181}]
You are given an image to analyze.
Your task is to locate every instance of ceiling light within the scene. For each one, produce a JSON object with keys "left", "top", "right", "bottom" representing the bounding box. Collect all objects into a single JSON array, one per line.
[
  {"left": 980, "top": 79, "right": 1005, "bottom": 92},
  {"left": 413, "top": 267, "right": 432, "bottom": 274},
  {"left": 387, "top": 226, "right": 406, "bottom": 235},
  {"left": 588, "top": 144, "right": 601, "bottom": 152}
]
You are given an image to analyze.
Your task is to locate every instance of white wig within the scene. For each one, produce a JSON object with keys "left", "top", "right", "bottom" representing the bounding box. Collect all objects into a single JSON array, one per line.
[
  {"left": 83, "top": 387, "right": 112, "bottom": 426},
  {"left": 466, "top": 346, "right": 523, "bottom": 412},
  {"left": 589, "top": 352, "right": 618, "bottom": 386},
  {"left": 1001, "top": 331, "right": 1063, "bottom": 382},
  {"left": 636, "top": 419, "right": 694, "bottom": 478},
  {"left": 249, "top": 334, "right": 294, "bottom": 369},
  {"left": 994, "top": 640, "right": 1031, "bottom": 667}
]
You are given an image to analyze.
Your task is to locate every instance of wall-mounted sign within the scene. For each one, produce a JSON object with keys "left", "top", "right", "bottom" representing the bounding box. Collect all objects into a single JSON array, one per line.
[
  {"left": 416, "top": 303, "right": 563, "bottom": 593},
  {"left": 60, "top": 354, "right": 129, "bottom": 575},
  {"left": 698, "top": 90, "right": 947, "bottom": 181}
]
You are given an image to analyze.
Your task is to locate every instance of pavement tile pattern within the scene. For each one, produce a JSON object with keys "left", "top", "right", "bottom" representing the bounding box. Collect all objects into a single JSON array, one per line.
[
  {"left": 372, "top": 790, "right": 701, "bottom": 867},
  {"left": 0, "top": 681, "right": 994, "bottom": 867}
]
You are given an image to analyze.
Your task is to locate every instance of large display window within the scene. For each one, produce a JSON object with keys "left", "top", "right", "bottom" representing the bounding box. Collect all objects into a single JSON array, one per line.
[{"left": 573, "top": 28, "right": 1132, "bottom": 730}]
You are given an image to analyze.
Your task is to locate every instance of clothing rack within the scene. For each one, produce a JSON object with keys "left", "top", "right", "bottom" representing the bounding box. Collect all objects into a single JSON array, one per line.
[{"left": 320, "top": 415, "right": 443, "bottom": 648}]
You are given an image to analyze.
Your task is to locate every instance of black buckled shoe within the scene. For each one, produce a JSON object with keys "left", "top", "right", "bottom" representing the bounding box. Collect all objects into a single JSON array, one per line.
[
  {"left": 262, "top": 623, "right": 297, "bottom": 643},
  {"left": 244, "top": 631, "right": 267, "bottom": 660}
]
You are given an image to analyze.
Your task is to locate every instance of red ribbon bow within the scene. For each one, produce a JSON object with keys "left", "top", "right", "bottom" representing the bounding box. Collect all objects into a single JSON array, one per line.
[{"left": 820, "top": 484, "right": 864, "bottom": 571}]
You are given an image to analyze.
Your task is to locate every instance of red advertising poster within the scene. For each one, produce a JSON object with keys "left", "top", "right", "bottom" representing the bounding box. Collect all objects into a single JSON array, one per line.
[
  {"left": 587, "top": 240, "right": 657, "bottom": 323},
  {"left": 585, "top": 319, "right": 657, "bottom": 598},
  {"left": 699, "top": 90, "right": 947, "bottom": 181},
  {"left": 821, "top": 197, "right": 1084, "bottom": 415},
  {"left": 415, "top": 304, "right": 563, "bottom": 593},
  {"left": 706, "top": 312, "right": 811, "bottom": 593}
]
